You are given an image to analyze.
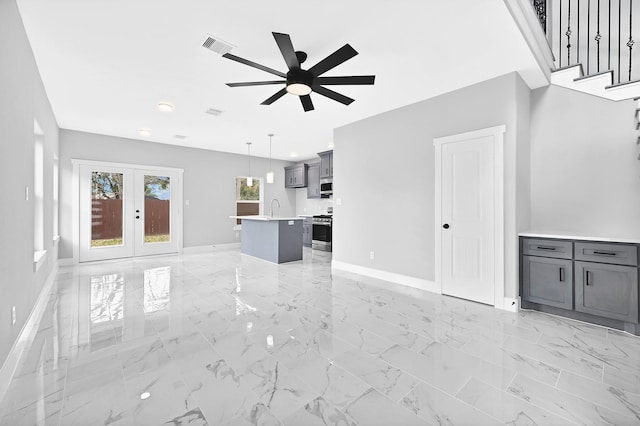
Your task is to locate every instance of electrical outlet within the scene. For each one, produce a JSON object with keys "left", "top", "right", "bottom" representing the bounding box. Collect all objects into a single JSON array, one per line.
[
  {"left": 11, "top": 306, "right": 16, "bottom": 325},
  {"left": 185, "top": 199, "right": 190, "bottom": 206},
  {"left": 369, "top": 251, "right": 375, "bottom": 260}
]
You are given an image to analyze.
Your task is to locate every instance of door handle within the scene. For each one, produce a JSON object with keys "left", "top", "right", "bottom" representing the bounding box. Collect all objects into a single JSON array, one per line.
[
  {"left": 135, "top": 215, "right": 140, "bottom": 219},
  {"left": 442, "top": 224, "right": 450, "bottom": 229},
  {"left": 559, "top": 267, "right": 564, "bottom": 282},
  {"left": 585, "top": 270, "right": 591, "bottom": 286}
]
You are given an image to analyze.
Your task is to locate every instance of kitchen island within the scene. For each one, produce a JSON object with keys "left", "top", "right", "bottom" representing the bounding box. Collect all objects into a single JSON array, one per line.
[{"left": 231, "top": 216, "right": 303, "bottom": 264}]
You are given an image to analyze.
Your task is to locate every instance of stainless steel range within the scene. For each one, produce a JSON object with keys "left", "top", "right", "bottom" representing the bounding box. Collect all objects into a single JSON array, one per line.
[{"left": 312, "top": 214, "right": 332, "bottom": 252}]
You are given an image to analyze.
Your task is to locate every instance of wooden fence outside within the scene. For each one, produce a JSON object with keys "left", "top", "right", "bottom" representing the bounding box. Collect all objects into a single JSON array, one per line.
[{"left": 92, "top": 199, "right": 170, "bottom": 240}]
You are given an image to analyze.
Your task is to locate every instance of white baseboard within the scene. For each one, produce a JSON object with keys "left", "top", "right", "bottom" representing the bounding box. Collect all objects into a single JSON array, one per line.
[
  {"left": 501, "top": 297, "right": 520, "bottom": 313},
  {"left": 0, "top": 263, "right": 58, "bottom": 404},
  {"left": 183, "top": 243, "right": 241, "bottom": 254},
  {"left": 331, "top": 260, "right": 441, "bottom": 294},
  {"left": 58, "top": 258, "right": 75, "bottom": 267}
]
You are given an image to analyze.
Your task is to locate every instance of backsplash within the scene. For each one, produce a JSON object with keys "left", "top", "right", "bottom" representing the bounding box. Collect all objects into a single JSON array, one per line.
[{"left": 295, "top": 188, "right": 333, "bottom": 215}]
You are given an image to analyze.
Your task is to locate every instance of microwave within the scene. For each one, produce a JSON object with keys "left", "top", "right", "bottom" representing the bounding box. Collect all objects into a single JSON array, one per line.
[{"left": 320, "top": 180, "right": 332, "bottom": 197}]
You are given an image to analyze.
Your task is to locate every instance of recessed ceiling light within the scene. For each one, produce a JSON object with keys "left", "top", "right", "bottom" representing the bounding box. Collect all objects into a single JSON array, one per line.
[
  {"left": 139, "top": 128, "right": 152, "bottom": 137},
  {"left": 328, "top": 142, "right": 335, "bottom": 149},
  {"left": 140, "top": 392, "right": 151, "bottom": 400},
  {"left": 290, "top": 152, "right": 298, "bottom": 158},
  {"left": 157, "top": 102, "right": 174, "bottom": 112}
]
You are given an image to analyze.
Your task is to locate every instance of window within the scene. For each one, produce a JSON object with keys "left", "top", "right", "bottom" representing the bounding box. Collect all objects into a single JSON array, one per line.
[{"left": 236, "top": 177, "right": 262, "bottom": 224}]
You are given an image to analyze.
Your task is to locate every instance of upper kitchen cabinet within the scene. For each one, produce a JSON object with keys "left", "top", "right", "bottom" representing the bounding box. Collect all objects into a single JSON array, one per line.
[
  {"left": 284, "top": 164, "right": 308, "bottom": 188},
  {"left": 307, "top": 163, "right": 320, "bottom": 198},
  {"left": 318, "top": 150, "right": 333, "bottom": 179}
]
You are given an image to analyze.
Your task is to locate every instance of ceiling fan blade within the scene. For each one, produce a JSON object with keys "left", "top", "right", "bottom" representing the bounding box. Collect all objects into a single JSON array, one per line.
[
  {"left": 261, "top": 88, "right": 288, "bottom": 105},
  {"left": 300, "top": 95, "right": 314, "bottom": 112},
  {"left": 273, "top": 32, "right": 299, "bottom": 70},
  {"left": 226, "top": 80, "right": 285, "bottom": 87},
  {"left": 308, "top": 44, "right": 358, "bottom": 77},
  {"left": 315, "top": 76, "right": 375, "bottom": 85},
  {"left": 312, "top": 86, "right": 354, "bottom": 105},
  {"left": 222, "top": 53, "right": 286, "bottom": 78}
]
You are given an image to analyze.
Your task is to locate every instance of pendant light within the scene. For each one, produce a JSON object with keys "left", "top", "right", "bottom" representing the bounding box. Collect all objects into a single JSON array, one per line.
[
  {"left": 266, "top": 133, "right": 274, "bottom": 184},
  {"left": 246, "top": 142, "right": 253, "bottom": 187}
]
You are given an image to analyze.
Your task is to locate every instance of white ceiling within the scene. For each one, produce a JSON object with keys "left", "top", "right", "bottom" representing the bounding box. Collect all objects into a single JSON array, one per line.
[{"left": 17, "top": 0, "right": 547, "bottom": 161}]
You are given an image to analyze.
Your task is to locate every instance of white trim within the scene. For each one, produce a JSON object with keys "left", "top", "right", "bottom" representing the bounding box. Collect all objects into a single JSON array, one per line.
[
  {"left": 182, "top": 243, "right": 241, "bottom": 254},
  {"left": 71, "top": 159, "right": 184, "bottom": 174},
  {"left": 0, "top": 264, "right": 57, "bottom": 404},
  {"left": 433, "top": 125, "right": 506, "bottom": 310},
  {"left": 502, "top": 0, "right": 555, "bottom": 80},
  {"left": 58, "top": 258, "right": 75, "bottom": 267},
  {"left": 332, "top": 260, "right": 441, "bottom": 294},
  {"left": 33, "top": 249, "right": 47, "bottom": 272},
  {"left": 503, "top": 297, "right": 520, "bottom": 313}
]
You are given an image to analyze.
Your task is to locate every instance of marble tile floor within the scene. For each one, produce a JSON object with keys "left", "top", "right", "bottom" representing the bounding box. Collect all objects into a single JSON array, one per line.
[{"left": 1, "top": 247, "right": 640, "bottom": 425}]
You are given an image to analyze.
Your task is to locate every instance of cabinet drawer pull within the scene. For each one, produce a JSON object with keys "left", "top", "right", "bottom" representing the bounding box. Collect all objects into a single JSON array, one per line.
[
  {"left": 593, "top": 251, "right": 616, "bottom": 256},
  {"left": 559, "top": 267, "right": 564, "bottom": 282},
  {"left": 536, "top": 246, "right": 557, "bottom": 251}
]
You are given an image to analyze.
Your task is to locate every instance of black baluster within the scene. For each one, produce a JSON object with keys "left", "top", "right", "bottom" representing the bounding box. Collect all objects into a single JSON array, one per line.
[
  {"left": 587, "top": 0, "right": 591, "bottom": 73},
  {"left": 608, "top": 0, "right": 612, "bottom": 70},
  {"left": 578, "top": 0, "right": 581, "bottom": 63},
  {"left": 627, "top": 0, "right": 634, "bottom": 81},
  {"left": 567, "top": 0, "right": 573, "bottom": 65},
  {"left": 560, "top": 0, "right": 563, "bottom": 67},
  {"left": 619, "top": 0, "right": 622, "bottom": 82},
  {"left": 596, "top": 0, "right": 601, "bottom": 72}
]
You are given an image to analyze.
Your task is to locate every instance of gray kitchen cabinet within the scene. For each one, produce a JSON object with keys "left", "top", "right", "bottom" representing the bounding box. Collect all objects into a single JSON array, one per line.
[
  {"left": 318, "top": 150, "right": 333, "bottom": 178},
  {"left": 302, "top": 217, "right": 312, "bottom": 247},
  {"left": 522, "top": 255, "right": 573, "bottom": 310},
  {"left": 284, "top": 164, "right": 308, "bottom": 188},
  {"left": 307, "top": 163, "right": 320, "bottom": 198},
  {"left": 520, "top": 236, "right": 640, "bottom": 334},
  {"left": 575, "top": 261, "right": 639, "bottom": 323}
]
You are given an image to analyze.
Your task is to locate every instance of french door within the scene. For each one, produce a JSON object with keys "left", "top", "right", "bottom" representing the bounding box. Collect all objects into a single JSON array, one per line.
[{"left": 79, "top": 163, "right": 182, "bottom": 262}]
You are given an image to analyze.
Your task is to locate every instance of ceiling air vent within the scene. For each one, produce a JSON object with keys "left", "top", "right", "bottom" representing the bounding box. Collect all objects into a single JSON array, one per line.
[
  {"left": 173, "top": 135, "right": 187, "bottom": 140},
  {"left": 201, "top": 34, "right": 234, "bottom": 55},
  {"left": 205, "top": 108, "right": 223, "bottom": 116}
]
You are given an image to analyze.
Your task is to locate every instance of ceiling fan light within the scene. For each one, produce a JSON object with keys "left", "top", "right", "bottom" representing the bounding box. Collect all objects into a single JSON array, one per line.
[
  {"left": 246, "top": 176, "right": 253, "bottom": 187},
  {"left": 286, "top": 83, "right": 312, "bottom": 96},
  {"left": 266, "top": 171, "right": 274, "bottom": 183}
]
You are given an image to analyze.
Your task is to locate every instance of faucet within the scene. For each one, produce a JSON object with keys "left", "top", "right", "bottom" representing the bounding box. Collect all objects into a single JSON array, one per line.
[{"left": 270, "top": 198, "right": 280, "bottom": 218}]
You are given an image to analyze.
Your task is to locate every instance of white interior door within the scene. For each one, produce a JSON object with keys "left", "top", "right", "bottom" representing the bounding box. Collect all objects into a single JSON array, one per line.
[
  {"left": 79, "top": 164, "right": 181, "bottom": 262},
  {"left": 440, "top": 135, "right": 495, "bottom": 305}
]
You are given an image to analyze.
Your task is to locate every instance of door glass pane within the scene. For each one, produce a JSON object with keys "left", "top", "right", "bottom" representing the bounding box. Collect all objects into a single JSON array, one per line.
[
  {"left": 144, "top": 175, "right": 170, "bottom": 244},
  {"left": 91, "top": 171, "right": 124, "bottom": 247}
]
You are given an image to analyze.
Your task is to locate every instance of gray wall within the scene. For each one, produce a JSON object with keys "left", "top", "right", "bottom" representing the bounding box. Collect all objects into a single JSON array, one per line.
[
  {"left": 0, "top": 0, "right": 59, "bottom": 367},
  {"left": 59, "top": 130, "right": 296, "bottom": 258},
  {"left": 333, "top": 73, "right": 530, "bottom": 300},
  {"left": 530, "top": 85, "right": 640, "bottom": 237}
]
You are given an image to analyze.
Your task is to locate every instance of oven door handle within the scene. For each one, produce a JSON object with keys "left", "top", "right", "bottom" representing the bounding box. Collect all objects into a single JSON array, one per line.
[{"left": 312, "top": 222, "right": 332, "bottom": 226}]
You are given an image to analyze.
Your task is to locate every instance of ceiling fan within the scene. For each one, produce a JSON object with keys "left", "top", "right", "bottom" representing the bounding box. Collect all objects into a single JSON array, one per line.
[{"left": 223, "top": 32, "right": 375, "bottom": 112}]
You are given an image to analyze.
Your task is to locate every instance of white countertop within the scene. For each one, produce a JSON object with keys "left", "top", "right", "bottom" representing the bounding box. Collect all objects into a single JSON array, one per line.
[
  {"left": 519, "top": 232, "right": 640, "bottom": 244},
  {"left": 230, "top": 215, "right": 303, "bottom": 221}
]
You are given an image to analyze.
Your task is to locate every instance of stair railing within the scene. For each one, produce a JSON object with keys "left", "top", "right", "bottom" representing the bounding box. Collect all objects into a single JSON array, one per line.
[{"left": 532, "top": 0, "right": 639, "bottom": 84}]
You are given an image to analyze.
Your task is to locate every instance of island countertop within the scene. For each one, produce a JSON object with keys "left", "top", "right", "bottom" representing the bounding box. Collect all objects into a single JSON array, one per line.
[{"left": 230, "top": 215, "right": 303, "bottom": 222}]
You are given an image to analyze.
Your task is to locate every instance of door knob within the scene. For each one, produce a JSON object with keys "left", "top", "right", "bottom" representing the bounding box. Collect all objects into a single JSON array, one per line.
[
  {"left": 136, "top": 209, "right": 140, "bottom": 213},
  {"left": 135, "top": 215, "right": 140, "bottom": 219},
  {"left": 443, "top": 224, "right": 450, "bottom": 229}
]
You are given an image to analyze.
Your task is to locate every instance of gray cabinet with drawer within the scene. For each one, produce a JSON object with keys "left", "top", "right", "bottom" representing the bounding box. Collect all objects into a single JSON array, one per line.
[{"left": 520, "top": 236, "right": 640, "bottom": 334}]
